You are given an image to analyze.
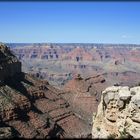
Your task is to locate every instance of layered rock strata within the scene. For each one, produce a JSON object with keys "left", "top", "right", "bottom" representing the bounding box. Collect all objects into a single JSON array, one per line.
[{"left": 0, "top": 44, "right": 91, "bottom": 138}]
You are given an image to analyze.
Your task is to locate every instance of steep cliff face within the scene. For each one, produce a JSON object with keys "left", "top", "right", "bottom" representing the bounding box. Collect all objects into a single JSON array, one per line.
[
  {"left": 92, "top": 86, "right": 140, "bottom": 139},
  {"left": 0, "top": 44, "right": 21, "bottom": 83},
  {"left": 0, "top": 44, "right": 91, "bottom": 138}
]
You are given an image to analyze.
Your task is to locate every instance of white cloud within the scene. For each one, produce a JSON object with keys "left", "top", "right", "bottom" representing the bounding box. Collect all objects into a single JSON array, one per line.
[{"left": 121, "top": 35, "right": 133, "bottom": 39}]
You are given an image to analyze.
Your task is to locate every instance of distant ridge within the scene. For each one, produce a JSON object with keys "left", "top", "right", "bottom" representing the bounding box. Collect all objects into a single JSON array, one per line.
[{"left": 6, "top": 43, "right": 140, "bottom": 48}]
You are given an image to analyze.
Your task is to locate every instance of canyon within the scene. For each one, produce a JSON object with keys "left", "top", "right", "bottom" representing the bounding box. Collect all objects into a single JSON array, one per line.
[
  {"left": 0, "top": 44, "right": 92, "bottom": 138},
  {"left": 9, "top": 43, "right": 140, "bottom": 118},
  {"left": 1, "top": 43, "right": 140, "bottom": 138},
  {"left": 9, "top": 43, "right": 140, "bottom": 88}
]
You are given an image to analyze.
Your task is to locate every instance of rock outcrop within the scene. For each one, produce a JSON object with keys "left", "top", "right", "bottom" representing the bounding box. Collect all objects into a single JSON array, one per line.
[
  {"left": 92, "top": 86, "right": 140, "bottom": 139},
  {"left": 0, "top": 44, "right": 21, "bottom": 83},
  {"left": 0, "top": 127, "right": 13, "bottom": 138}
]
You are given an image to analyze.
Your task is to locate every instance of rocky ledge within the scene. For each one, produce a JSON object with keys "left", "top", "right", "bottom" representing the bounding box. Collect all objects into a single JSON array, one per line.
[{"left": 92, "top": 86, "right": 140, "bottom": 139}]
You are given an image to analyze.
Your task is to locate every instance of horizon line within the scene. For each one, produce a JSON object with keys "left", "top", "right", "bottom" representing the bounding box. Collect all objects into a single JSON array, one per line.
[{"left": 4, "top": 42, "right": 140, "bottom": 46}]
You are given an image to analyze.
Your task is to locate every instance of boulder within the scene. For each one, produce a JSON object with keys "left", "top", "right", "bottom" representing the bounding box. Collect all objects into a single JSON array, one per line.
[
  {"left": 0, "top": 127, "right": 13, "bottom": 138},
  {"left": 92, "top": 86, "right": 140, "bottom": 139}
]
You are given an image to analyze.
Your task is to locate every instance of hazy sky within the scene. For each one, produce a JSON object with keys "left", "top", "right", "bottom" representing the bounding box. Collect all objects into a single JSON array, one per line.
[{"left": 0, "top": 2, "right": 140, "bottom": 44}]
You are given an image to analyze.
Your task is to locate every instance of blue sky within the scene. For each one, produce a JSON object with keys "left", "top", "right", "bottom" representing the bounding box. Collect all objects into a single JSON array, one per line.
[{"left": 0, "top": 2, "right": 140, "bottom": 44}]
